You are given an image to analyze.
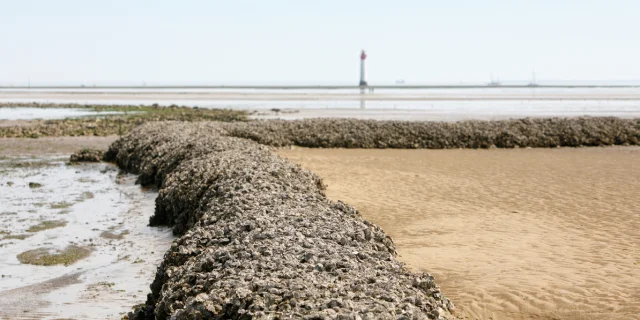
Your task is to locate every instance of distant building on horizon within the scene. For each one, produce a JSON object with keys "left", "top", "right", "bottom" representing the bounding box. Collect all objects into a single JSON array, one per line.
[{"left": 359, "top": 50, "right": 368, "bottom": 86}]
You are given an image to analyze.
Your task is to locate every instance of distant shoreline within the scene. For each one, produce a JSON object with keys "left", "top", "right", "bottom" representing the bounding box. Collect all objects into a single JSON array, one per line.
[
  {"left": 3, "top": 91, "right": 640, "bottom": 101},
  {"left": 2, "top": 84, "right": 640, "bottom": 90}
]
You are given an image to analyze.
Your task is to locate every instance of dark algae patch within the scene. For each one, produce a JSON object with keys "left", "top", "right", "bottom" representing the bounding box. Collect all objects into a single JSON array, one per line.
[
  {"left": 0, "top": 102, "right": 247, "bottom": 138},
  {"left": 2, "top": 234, "right": 32, "bottom": 240},
  {"left": 49, "top": 202, "right": 73, "bottom": 209},
  {"left": 100, "top": 230, "right": 128, "bottom": 240},
  {"left": 17, "top": 245, "right": 91, "bottom": 266},
  {"left": 6, "top": 161, "right": 57, "bottom": 169},
  {"left": 76, "top": 177, "right": 99, "bottom": 183},
  {"left": 27, "top": 220, "right": 67, "bottom": 233},
  {"left": 80, "top": 191, "right": 94, "bottom": 200},
  {"left": 28, "top": 182, "right": 43, "bottom": 188}
]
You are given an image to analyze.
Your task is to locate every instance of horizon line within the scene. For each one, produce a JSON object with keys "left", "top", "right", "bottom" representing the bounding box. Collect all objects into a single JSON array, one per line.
[{"left": 2, "top": 84, "right": 640, "bottom": 90}]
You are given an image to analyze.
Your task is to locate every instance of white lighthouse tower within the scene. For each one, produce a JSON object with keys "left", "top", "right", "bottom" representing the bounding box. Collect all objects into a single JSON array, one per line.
[{"left": 359, "top": 50, "right": 368, "bottom": 87}]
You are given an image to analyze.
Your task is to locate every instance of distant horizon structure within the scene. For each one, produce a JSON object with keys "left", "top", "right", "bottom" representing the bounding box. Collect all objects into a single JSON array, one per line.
[
  {"left": 359, "top": 50, "right": 368, "bottom": 87},
  {"left": 527, "top": 70, "right": 539, "bottom": 87},
  {"left": 487, "top": 74, "right": 501, "bottom": 87}
]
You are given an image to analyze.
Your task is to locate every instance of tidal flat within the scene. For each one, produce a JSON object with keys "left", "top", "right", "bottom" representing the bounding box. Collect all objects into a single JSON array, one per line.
[{"left": 0, "top": 156, "right": 173, "bottom": 319}]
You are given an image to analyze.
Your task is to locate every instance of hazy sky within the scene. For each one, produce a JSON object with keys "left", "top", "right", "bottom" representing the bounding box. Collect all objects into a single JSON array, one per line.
[{"left": 1, "top": 0, "right": 638, "bottom": 85}]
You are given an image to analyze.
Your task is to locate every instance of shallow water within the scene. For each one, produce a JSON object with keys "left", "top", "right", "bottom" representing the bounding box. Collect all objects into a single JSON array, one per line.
[
  {"left": 2, "top": 87, "right": 640, "bottom": 120},
  {"left": 0, "top": 107, "right": 131, "bottom": 120},
  {"left": 249, "top": 100, "right": 640, "bottom": 121},
  {"left": 0, "top": 158, "right": 173, "bottom": 319}
]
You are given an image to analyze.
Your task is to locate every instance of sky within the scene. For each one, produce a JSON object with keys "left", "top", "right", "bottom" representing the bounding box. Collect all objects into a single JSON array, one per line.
[{"left": 0, "top": 0, "right": 639, "bottom": 85}]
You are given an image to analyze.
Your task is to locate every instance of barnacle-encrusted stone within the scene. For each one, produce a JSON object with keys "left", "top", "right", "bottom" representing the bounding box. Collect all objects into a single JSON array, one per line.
[
  {"left": 69, "top": 148, "right": 104, "bottom": 162},
  {"left": 224, "top": 117, "right": 640, "bottom": 148},
  {"left": 109, "top": 122, "right": 455, "bottom": 320}
]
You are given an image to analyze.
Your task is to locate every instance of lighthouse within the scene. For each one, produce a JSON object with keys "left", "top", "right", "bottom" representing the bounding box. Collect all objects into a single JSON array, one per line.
[{"left": 359, "top": 50, "right": 368, "bottom": 87}]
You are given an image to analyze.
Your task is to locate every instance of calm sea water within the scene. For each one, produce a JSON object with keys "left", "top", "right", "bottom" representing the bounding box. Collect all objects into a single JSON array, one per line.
[{"left": 1, "top": 87, "right": 639, "bottom": 120}]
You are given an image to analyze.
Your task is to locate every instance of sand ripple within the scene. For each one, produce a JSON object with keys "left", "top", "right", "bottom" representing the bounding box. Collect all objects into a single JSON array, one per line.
[{"left": 279, "top": 146, "right": 640, "bottom": 320}]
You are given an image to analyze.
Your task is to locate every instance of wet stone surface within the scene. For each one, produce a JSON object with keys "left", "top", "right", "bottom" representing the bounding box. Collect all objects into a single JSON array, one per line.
[{"left": 0, "top": 157, "right": 174, "bottom": 319}]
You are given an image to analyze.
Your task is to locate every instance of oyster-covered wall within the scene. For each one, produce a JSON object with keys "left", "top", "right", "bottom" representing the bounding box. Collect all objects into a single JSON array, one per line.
[
  {"left": 225, "top": 117, "right": 640, "bottom": 148},
  {"left": 108, "top": 117, "right": 639, "bottom": 319},
  {"left": 107, "top": 122, "right": 455, "bottom": 320}
]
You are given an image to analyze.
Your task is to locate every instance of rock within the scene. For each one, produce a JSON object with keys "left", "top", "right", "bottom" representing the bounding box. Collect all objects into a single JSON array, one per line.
[{"left": 70, "top": 148, "right": 104, "bottom": 163}]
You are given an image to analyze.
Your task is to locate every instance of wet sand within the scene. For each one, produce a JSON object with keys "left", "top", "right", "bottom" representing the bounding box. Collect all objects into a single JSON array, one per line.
[
  {"left": 0, "top": 156, "right": 173, "bottom": 319},
  {"left": 0, "top": 136, "right": 117, "bottom": 156},
  {"left": 278, "top": 147, "right": 640, "bottom": 320}
]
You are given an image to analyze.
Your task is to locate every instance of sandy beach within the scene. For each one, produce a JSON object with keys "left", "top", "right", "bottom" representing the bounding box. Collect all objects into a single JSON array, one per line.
[{"left": 279, "top": 147, "right": 640, "bottom": 320}]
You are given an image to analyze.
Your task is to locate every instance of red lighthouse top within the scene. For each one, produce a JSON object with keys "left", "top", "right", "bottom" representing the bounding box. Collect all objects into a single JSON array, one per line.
[{"left": 360, "top": 50, "right": 367, "bottom": 60}]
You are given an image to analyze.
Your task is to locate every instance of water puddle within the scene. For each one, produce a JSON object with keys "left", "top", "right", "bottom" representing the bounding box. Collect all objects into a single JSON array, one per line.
[
  {"left": 0, "top": 107, "right": 134, "bottom": 120},
  {"left": 0, "top": 157, "right": 173, "bottom": 319}
]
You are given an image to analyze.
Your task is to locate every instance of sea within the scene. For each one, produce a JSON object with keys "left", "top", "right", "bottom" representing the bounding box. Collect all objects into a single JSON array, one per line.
[{"left": 1, "top": 86, "right": 640, "bottom": 121}]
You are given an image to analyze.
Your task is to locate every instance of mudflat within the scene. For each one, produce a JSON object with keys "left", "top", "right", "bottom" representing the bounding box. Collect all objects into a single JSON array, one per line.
[
  {"left": 278, "top": 147, "right": 640, "bottom": 320},
  {"left": 0, "top": 136, "right": 117, "bottom": 156},
  {"left": 0, "top": 155, "right": 173, "bottom": 318}
]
